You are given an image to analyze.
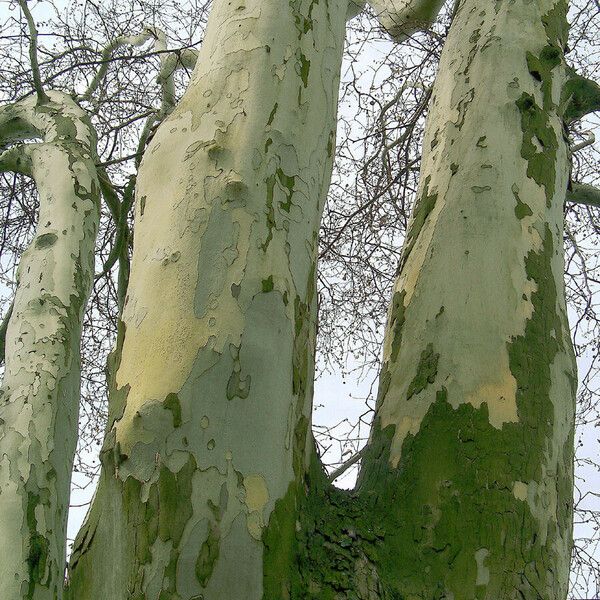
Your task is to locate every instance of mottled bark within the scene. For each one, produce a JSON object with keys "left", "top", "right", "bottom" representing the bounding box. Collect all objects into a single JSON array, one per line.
[
  {"left": 358, "top": 0, "right": 577, "bottom": 597},
  {"left": 67, "top": 1, "right": 349, "bottom": 598},
  {"left": 0, "top": 92, "right": 100, "bottom": 600},
  {"left": 52, "top": 0, "right": 578, "bottom": 597}
]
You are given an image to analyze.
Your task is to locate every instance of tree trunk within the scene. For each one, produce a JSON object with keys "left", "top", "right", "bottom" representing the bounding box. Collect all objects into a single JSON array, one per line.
[
  {"left": 67, "top": 1, "right": 349, "bottom": 598},
  {"left": 0, "top": 92, "right": 100, "bottom": 600},
  {"left": 357, "top": 0, "right": 577, "bottom": 597}
]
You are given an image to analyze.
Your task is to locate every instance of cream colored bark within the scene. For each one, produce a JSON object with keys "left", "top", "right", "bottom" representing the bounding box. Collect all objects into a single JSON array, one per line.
[
  {"left": 369, "top": 0, "right": 446, "bottom": 40},
  {"left": 348, "top": 0, "right": 446, "bottom": 39},
  {"left": 67, "top": 1, "right": 350, "bottom": 597},
  {"left": 0, "top": 92, "right": 100, "bottom": 600},
  {"left": 377, "top": 0, "right": 572, "bottom": 473}
]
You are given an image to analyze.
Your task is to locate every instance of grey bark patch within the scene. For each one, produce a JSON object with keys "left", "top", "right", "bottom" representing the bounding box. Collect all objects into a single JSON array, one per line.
[{"left": 35, "top": 233, "right": 58, "bottom": 249}]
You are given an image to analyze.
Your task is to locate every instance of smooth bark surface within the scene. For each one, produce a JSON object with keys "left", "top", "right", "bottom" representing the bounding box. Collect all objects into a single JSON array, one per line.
[
  {"left": 359, "top": 0, "right": 577, "bottom": 596},
  {"left": 0, "top": 92, "right": 100, "bottom": 600},
  {"left": 67, "top": 1, "right": 350, "bottom": 598}
]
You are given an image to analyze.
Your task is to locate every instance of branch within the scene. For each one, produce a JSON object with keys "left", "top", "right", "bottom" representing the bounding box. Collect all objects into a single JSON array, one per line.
[
  {"left": 563, "top": 69, "right": 600, "bottom": 123},
  {"left": 327, "top": 447, "right": 366, "bottom": 483},
  {"left": 0, "top": 144, "right": 32, "bottom": 176},
  {"left": 81, "top": 29, "right": 154, "bottom": 101},
  {"left": 566, "top": 182, "right": 600, "bottom": 208},
  {"left": 570, "top": 131, "right": 595, "bottom": 153},
  {"left": 128, "top": 32, "right": 199, "bottom": 165},
  {"left": 96, "top": 169, "right": 135, "bottom": 310},
  {"left": 0, "top": 300, "right": 14, "bottom": 366},
  {"left": 18, "top": 0, "right": 49, "bottom": 104},
  {"left": 149, "top": 28, "right": 198, "bottom": 117},
  {"left": 368, "top": 0, "right": 446, "bottom": 41},
  {"left": 82, "top": 25, "right": 199, "bottom": 114},
  {"left": 96, "top": 173, "right": 135, "bottom": 278},
  {"left": 156, "top": 49, "right": 199, "bottom": 114},
  {"left": 347, "top": 0, "right": 367, "bottom": 19}
]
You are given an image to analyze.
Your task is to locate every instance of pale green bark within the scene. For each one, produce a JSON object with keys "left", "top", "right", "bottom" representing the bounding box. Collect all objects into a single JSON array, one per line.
[
  {"left": 369, "top": 0, "right": 446, "bottom": 40},
  {"left": 358, "top": 0, "right": 577, "bottom": 597},
  {"left": 67, "top": 0, "right": 350, "bottom": 597},
  {"left": 567, "top": 182, "right": 600, "bottom": 207},
  {"left": 0, "top": 0, "right": 573, "bottom": 597},
  {"left": 348, "top": 0, "right": 445, "bottom": 39},
  {"left": 0, "top": 92, "right": 100, "bottom": 600}
]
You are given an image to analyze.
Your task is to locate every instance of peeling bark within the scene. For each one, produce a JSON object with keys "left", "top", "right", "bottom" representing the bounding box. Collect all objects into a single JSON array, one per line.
[
  {"left": 13, "top": 0, "right": 576, "bottom": 597},
  {"left": 0, "top": 92, "right": 100, "bottom": 600},
  {"left": 67, "top": 1, "right": 350, "bottom": 598},
  {"left": 358, "top": 0, "right": 577, "bottom": 597}
]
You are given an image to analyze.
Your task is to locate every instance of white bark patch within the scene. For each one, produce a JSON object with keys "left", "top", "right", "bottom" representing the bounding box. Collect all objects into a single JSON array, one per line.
[
  {"left": 474, "top": 548, "right": 490, "bottom": 586},
  {"left": 513, "top": 481, "right": 528, "bottom": 501},
  {"left": 243, "top": 474, "right": 269, "bottom": 540}
]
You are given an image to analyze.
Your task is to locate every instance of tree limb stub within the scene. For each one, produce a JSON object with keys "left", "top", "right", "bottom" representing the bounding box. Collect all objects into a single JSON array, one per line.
[
  {"left": 564, "top": 69, "right": 600, "bottom": 122},
  {"left": 567, "top": 182, "right": 600, "bottom": 208},
  {"left": 368, "top": 0, "right": 447, "bottom": 41}
]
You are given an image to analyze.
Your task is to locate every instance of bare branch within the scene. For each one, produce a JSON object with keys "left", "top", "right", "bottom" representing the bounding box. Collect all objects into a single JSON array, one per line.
[
  {"left": 567, "top": 182, "right": 600, "bottom": 208},
  {"left": 81, "top": 29, "right": 154, "bottom": 101},
  {"left": 328, "top": 447, "right": 366, "bottom": 482},
  {"left": 148, "top": 27, "right": 198, "bottom": 117},
  {"left": 96, "top": 170, "right": 135, "bottom": 310},
  {"left": 571, "top": 131, "right": 596, "bottom": 153},
  {"left": 18, "top": 0, "right": 49, "bottom": 104},
  {"left": 0, "top": 144, "right": 32, "bottom": 176}
]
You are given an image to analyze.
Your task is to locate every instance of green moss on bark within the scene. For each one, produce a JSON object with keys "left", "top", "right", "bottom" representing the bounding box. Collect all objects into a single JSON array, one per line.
[
  {"left": 526, "top": 45, "right": 561, "bottom": 109},
  {"left": 163, "top": 393, "right": 182, "bottom": 428},
  {"left": 354, "top": 225, "right": 574, "bottom": 599},
  {"left": 26, "top": 492, "right": 50, "bottom": 597},
  {"left": 388, "top": 290, "right": 406, "bottom": 363},
  {"left": 118, "top": 455, "right": 197, "bottom": 597},
  {"left": 513, "top": 185, "right": 533, "bottom": 219},
  {"left": 399, "top": 176, "right": 438, "bottom": 270},
  {"left": 196, "top": 525, "right": 221, "bottom": 587},
  {"left": 406, "top": 343, "right": 439, "bottom": 399},
  {"left": 516, "top": 92, "right": 558, "bottom": 207}
]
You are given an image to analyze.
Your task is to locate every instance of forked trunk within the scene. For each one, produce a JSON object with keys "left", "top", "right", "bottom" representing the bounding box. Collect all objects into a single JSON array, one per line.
[{"left": 66, "top": 0, "right": 577, "bottom": 597}]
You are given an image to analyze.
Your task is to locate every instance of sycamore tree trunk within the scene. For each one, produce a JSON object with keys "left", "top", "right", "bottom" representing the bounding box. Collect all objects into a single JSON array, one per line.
[
  {"left": 0, "top": 92, "right": 100, "bottom": 600},
  {"left": 58, "top": 0, "right": 577, "bottom": 598},
  {"left": 356, "top": 0, "right": 577, "bottom": 597},
  {"left": 67, "top": 0, "right": 350, "bottom": 598}
]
